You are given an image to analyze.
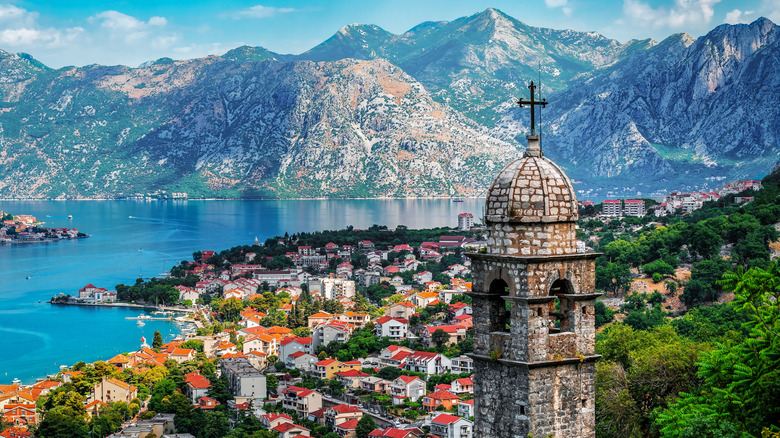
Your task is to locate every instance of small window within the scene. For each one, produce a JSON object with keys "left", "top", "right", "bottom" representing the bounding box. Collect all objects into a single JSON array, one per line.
[{"left": 488, "top": 278, "right": 511, "bottom": 333}]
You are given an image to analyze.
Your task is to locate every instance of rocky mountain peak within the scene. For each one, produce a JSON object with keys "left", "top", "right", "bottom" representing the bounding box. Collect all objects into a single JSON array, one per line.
[
  {"left": 222, "top": 45, "right": 276, "bottom": 62},
  {"left": 0, "top": 11, "right": 776, "bottom": 199},
  {"left": 698, "top": 17, "right": 778, "bottom": 62}
]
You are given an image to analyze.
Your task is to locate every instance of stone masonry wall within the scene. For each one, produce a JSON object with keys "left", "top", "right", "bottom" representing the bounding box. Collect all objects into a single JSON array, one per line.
[
  {"left": 470, "top": 254, "right": 597, "bottom": 362},
  {"left": 472, "top": 359, "right": 530, "bottom": 438},
  {"left": 486, "top": 222, "right": 578, "bottom": 256},
  {"left": 484, "top": 156, "right": 578, "bottom": 224},
  {"left": 527, "top": 362, "right": 596, "bottom": 438},
  {"left": 469, "top": 251, "right": 598, "bottom": 438},
  {"left": 471, "top": 359, "right": 596, "bottom": 438}
]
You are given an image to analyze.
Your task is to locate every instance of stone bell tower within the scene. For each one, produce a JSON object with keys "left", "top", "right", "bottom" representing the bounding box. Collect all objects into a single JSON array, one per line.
[{"left": 466, "top": 81, "right": 599, "bottom": 438}]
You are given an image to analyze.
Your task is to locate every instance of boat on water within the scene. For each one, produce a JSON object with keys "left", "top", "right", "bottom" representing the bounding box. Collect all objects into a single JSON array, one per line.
[
  {"left": 67, "top": 215, "right": 73, "bottom": 219},
  {"left": 137, "top": 321, "right": 145, "bottom": 326}
]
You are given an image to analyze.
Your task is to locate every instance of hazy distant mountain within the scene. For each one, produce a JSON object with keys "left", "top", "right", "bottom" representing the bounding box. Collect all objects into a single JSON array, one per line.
[
  {"left": 0, "top": 9, "right": 777, "bottom": 199},
  {"left": 300, "top": 8, "right": 636, "bottom": 125},
  {"left": 543, "top": 18, "right": 780, "bottom": 190},
  {"left": 0, "top": 55, "right": 515, "bottom": 198}
]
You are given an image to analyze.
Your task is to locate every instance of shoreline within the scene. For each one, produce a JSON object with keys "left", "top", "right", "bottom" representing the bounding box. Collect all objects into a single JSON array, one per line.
[
  {"left": 7, "top": 302, "right": 196, "bottom": 385},
  {"left": 48, "top": 300, "right": 196, "bottom": 313},
  {"left": 0, "top": 196, "right": 486, "bottom": 201},
  {"left": 0, "top": 236, "right": 89, "bottom": 245}
]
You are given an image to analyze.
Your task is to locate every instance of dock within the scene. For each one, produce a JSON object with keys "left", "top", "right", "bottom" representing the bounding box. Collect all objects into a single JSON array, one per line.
[{"left": 125, "top": 316, "right": 175, "bottom": 321}]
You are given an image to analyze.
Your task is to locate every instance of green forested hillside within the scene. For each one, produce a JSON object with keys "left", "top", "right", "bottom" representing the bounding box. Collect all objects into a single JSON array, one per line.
[{"left": 591, "top": 170, "right": 780, "bottom": 438}]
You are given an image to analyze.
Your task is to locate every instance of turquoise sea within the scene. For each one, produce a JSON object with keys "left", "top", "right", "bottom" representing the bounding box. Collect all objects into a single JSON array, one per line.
[{"left": 0, "top": 199, "right": 483, "bottom": 384}]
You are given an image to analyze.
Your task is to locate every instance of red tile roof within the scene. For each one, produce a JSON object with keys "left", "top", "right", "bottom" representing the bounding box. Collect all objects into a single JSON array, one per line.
[
  {"left": 337, "top": 369, "right": 370, "bottom": 378},
  {"left": 187, "top": 376, "right": 212, "bottom": 390},
  {"left": 281, "top": 336, "right": 313, "bottom": 346},
  {"left": 283, "top": 386, "right": 314, "bottom": 397},
  {"left": 368, "top": 428, "right": 423, "bottom": 438},
  {"left": 272, "top": 423, "right": 309, "bottom": 433},
  {"left": 432, "top": 413, "right": 463, "bottom": 424},
  {"left": 426, "top": 389, "right": 459, "bottom": 401},
  {"left": 328, "top": 404, "right": 362, "bottom": 414},
  {"left": 0, "top": 427, "right": 31, "bottom": 438},
  {"left": 336, "top": 418, "right": 359, "bottom": 429},
  {"left": 395, "top": 375, "right": 423, "bottom": 384}
]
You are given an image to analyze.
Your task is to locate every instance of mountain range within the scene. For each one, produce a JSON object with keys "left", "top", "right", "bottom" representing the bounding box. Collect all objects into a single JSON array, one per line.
[{"left": 0, "top": 8, "right": 777, "bottom": 199}]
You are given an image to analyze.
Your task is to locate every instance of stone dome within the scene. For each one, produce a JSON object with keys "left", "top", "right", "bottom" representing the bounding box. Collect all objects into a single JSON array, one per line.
[{"left": 485, "top": 137, "right": 578, "bottom": 224}]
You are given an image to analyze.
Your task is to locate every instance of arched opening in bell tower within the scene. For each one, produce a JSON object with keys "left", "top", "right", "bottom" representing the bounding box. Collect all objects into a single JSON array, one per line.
[
  {"left": 549, "top": 279, "right": 575, "bottom": 332},
  {"left": 488, "top": 278, "right": 511, "bottom": 333}
]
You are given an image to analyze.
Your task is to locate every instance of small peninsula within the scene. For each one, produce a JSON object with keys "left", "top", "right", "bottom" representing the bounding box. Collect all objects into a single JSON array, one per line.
[{"left": 0, "top": 212, "right": 88, "bottom": 244}]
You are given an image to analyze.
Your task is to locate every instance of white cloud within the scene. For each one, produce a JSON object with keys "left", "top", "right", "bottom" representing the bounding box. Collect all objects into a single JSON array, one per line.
[
  {"left": 0, "top": 5, "right": 82, "bottom": 49},
  {"left": 88, "top": 11, "right": 175, "bottom": 46},
  {"left": 0, "top": 5, "right": 189, "bottom": 67},
  {"left": 228, "top": 5, "right": 295, "bottom": 19},
  {"left": 544, "top": 0, "right": 573, "bottom": 15},
  {"left": 724, "top": 9, "right": 754, "bottom": 24},
  {"left": 622, "top": 0, "right": 721, "bottom": 29},
  {"left": 0, "top": 4, "right": 32, "bottom": 23}
]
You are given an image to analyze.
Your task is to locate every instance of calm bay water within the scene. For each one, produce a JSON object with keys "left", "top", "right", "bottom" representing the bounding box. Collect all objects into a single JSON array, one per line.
[{"left": 0, "top": 199, "right": 483, "bottom": 384}]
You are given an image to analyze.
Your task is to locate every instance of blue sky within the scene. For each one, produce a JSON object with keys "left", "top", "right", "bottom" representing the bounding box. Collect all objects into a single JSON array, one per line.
[{"left": 0, "top": 0, "right": 776, "bottom": 67}]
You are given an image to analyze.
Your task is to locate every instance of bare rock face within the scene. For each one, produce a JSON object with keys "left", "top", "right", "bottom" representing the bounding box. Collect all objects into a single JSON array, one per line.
[
  {"left": 0, "top": 56, "right": 517, "bottom": 198},
  {"left": 0, "top": 9, "right": 777, "bottom": 198},
  {"left": 544, "top": 18, "right": 780, "bottom": 190}
]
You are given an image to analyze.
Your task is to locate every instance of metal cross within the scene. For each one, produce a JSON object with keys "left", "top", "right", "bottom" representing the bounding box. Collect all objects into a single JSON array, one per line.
[{"left": 517, "top": 81, "right": 547, "bottom": 136}]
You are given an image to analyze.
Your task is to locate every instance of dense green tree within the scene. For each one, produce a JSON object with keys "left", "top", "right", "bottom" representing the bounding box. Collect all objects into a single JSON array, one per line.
[
  {"left": 685, "top": 223, "right": 723, "bottom": 260},
  {"left": 207, "top": 374, "right": 231, "bottom": 404},
  {"left": 595, "top": 261, "right": 632, "bottom": 293},
  {"left": 600, "top": 239, "right": 647, "bottom": 266},
  {"left": 355, "top": 413, "right": 378, "bottom": 438},
  {"left": 180, "top": 340, "right": 204, "bottom": 352},
  {"left": 90, "top": 403, "right": 127, "bottom": 437},
  {"left": 323, "top": 299, "right": 345, "bottom": 314},
  {"left": 657, "top": 263, "right": 780, "bottom": 437},
  {"left": 457, "top": 337, "right": 474, "bottom": 354},
  {"left": 643, "top": 260, "right": 675, "bottom": 277},
  {"left": 152, "top": 330, "right": 164, "bottom": 349},
  {"left": 680, "top": 279, "right": 710, "bottom": 308},
  {"left": 157, "top": 392, "right": 192, "bottom": 417},
  {"left": 148, "top": 378, "right": 176, "bottom": 412},
  {"left": 365, "top": 283, "right": 396, "bottom": 302},
  {"left": 36, "top": 406, "right": 90, "bottom": 438},
  {"left": 623, "top": 304, "right": 666, "bottom": 331},
  {"left": 432, "top": 329, "right": 450, "bottom": 348},
  {"left": 594, "top": 301, "right": 616, "bottom": 328},
  {"left": 596, "top": 324, "right": 705, "bottom": 437},
  {"left": 203, "top": 411, "right": 231, "bottom": 438},
  {"left": 670, "top": 304, "right": 748, "bottom": 342},
  {"left": 377, "top": 367, "right": 403, "bottom": 381},
  {"left": 328, "top": 378, "right": 345, "bottom": 395},
  {"left": 266, "top": 374, "right": 279, "bottom": 398},
  {"left": 217, "top": 298, "right": 245, "bottom": 322}
]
